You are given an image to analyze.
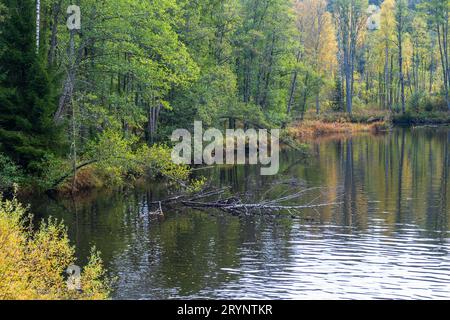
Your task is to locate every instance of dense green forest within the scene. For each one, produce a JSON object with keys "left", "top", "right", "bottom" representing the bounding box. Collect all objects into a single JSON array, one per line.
[{"left": 0, "top": 0, "right": 449, "bottom": 192}]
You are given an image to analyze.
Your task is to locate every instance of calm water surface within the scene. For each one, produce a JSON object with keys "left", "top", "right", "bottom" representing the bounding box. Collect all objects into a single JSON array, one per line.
[{"left": 32, "top": 127, "right": 450, "bottom": 299}]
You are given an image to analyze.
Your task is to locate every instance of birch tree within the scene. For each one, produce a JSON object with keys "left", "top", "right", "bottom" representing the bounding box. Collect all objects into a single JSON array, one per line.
[
  {"left": 395, "top": 0, "right": 408, "bottom": 114},
  {"left": 334, "top": 0, "right": 368, "bottom": 114}
]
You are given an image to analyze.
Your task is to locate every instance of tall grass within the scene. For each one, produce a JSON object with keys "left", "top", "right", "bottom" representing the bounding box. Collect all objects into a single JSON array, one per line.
[{"left": 287, "top": 120, "right": 387, "bottom": 139}]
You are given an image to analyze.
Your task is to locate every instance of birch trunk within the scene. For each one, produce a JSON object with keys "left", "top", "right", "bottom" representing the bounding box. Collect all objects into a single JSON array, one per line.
[{"left": 36, "top": 0, "right": 40, "bottom": 53}]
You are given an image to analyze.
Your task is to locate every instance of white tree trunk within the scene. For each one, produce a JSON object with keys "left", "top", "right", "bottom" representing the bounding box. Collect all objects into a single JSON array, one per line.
[{"left": 36, "top": 0, "right": 40, "bottom": 53}]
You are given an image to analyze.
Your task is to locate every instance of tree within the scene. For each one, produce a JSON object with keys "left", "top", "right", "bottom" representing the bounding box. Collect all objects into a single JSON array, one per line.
[
  {"left": 166, "top": 0, "right": 242, "bottom": 129},
  {"left": 0, "top": 1, "right": 6, "bottom": 55},
  {"left": 421, "top": 0, "right": 450, "bottom": 111},
  {"left": 0, "top": 2, "right": 6, "bottom": 26},
  {"left": 380, "top": 0, "right": 396, "bottom": 110},
  {"left": 235, "top": 0, "right": 296, "bottom": 114},
  {"left": 294, "top": 0, "right": 338, "bottom": 115},
  {"left": 334, "top": 0, "right": 369, "bottom": 114},
  {"left": 50, "top": 0, "right": 199, "bottom": 143},
  {"left": 395, "top": 0, "right": 408, "bottom": 114},
  {"left": 410, "top": 15, "right": 430, "bottom": 95},
  {"left": 35, "top": 0, "right": 40, "bottom": 52},
  {"left": 0, "top": 0, "right": 61, "bottom": 171}
]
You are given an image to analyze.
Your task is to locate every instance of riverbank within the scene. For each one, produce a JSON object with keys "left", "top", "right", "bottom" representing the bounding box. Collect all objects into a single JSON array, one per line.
[
  {"left": 287, "top": 120, "right": 388, "bottom": 140},
  {"left": 287, "top": 110, "right": 389, "bottom": 140},
  {"left": 31, "top": 127, "right": 450, "bottom": 300},
  {"left": 287, "top": 110, "right": 450, "bottom": 140},
  {"left": 5, "top": 110, "right": 449, "bottom": 198},
  {"left": 1, "top": 139, "right": 197, "bottom": 198}
]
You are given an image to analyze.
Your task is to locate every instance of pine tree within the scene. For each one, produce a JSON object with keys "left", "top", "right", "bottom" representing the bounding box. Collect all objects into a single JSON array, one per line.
[{"left": 0, "top": 0, "right": 61, "bottom": 172}]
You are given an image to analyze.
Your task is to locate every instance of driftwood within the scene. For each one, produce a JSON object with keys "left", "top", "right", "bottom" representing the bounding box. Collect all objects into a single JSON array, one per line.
[
  {"left": 149, "top": 201, "right": 164, "bottom": 217},
  {"left": 151, "top": 186, "right": 342, "bottom": 216}
]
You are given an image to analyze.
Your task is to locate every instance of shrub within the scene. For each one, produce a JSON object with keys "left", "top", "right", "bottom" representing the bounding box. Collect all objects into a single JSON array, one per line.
[
  {"left": 408, "top": 93, "right": 448, "bottom": 112},
  {"left": 34, "top": 154, "right": 72, "bottom": 191},
  {"left": 86, "top": 129, "right": 139, "bottom": 185},
  {"left": 423, "top": 96, "right": 434, "bottom": 112},
  {"left": 408, "top": 92, "right": 425, "bottom": 113},
  {"left": 136, "top": 144, "right": 205, "bottom": 190},
  {"left": 0, "top": 195, "right": 110, "bottom": 300},
  {"left": 84, "top": 129, "right": 202, "bottom": 190},
  {"left": 0, "top": 153, "right": 24, "bottom": 192},
  {"left": 136, "top": 144, "right": 190, "bottom": 182}
]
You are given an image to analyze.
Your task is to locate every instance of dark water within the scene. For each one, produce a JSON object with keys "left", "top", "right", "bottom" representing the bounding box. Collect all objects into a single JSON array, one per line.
[{"left": 32, "top": 127, "right": 450, "bottom": 299}]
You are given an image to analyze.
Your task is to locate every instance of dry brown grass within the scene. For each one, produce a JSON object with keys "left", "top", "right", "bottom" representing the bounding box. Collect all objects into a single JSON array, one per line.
[{"left": 287, "top": 120, "right": 388, "bottom": 140}]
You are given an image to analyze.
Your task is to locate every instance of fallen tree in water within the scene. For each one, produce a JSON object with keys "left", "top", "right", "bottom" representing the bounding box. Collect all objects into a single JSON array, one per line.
[{"left": 151, "top": 185, "right": 342, "bottom": 216}]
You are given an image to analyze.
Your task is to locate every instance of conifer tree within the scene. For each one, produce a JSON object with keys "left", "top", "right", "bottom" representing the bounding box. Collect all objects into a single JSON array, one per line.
[{"left": 0, "top": 0, "right": 61, "bottom": 172}]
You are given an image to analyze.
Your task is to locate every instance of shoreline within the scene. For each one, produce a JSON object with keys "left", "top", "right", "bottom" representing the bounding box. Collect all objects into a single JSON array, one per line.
[
  {"left": 288, "top": 111, "right": 450, "bottom": 140},
  {"left": 10, "top": 114, "right": 450, "bottom": 199}
]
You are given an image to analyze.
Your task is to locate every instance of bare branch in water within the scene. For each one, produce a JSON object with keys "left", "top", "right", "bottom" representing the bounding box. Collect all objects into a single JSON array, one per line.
[{"left": 151, "top": 183, "right": 342, "bottom": 216}]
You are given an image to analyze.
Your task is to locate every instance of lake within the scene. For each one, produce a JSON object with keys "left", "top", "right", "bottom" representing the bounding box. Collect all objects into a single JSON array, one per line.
[{"left": 31, "top": 127, "right": 450, "bottom": 299}]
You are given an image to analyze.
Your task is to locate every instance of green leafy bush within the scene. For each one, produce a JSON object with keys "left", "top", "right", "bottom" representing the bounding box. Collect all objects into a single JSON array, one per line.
[
  {"left": 85, "top": 130, "right": 201, "bottom": 190},
  {"left": 0, "top": 153, "right": 23, "bottom": 192}
]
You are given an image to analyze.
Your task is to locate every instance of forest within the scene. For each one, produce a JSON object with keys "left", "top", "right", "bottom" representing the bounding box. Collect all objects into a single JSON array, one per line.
[
  {"left": 0, "top": 0, "right": 449, "bottom": 193},
  {"left": 1, "top": 0, "right": 450, "bottom": 302}
]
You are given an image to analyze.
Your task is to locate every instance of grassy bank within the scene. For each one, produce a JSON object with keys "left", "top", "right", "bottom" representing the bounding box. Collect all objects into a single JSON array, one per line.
[
  {"left": 1, "top": 131, "right": 202, "bottom": 197},
  {"left": 287, "top": 110, "right": 390, "bottom": 139},
  {"left": 287, "top": 110, "right": 450, "bottom": 139},
  {"left": 287, "top": 120, "right": 388, "bottom": 139}
]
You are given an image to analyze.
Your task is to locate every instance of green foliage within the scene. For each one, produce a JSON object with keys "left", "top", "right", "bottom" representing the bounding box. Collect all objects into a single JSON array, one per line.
[
  {"left": 160, "top": 65, "right": 240, "bottom": 135},
  {"left": 162, "top": 0, "right": 298, "bottom": 131},
  {"left": 87, "top": 129, "right": 138, "bottom": 185},
  {"left": 1, "top": 0, "right": 450, "bottom": 196},
  {"left": 86, "top": 129, "right": 197, "bottom": 189},
  {"left": 408, "top": 91, "right": 426, "bottom": 112},
  {"left": 0, "top": 2, "right": 6, "bottom": 31},
  {"left": 0, "top": 0, "right": 62, "bottom": 173},
  {"left": 330, "top": 76, "right": 344, "bottom": 112},
  {"left": 70, "top": 0, "right": 199, "bottom": 132},
  {"left": 35, "top": 154, "right": 72, "bottom": 191},
  {"left": 0, "top": 153, "right": 23, "bottom": 191},
  {"left": 393, "top": 110, "right": 450, "bottom": 125},
  {"left": 407, "top": 92, "right": 448, "bottom": 113}
]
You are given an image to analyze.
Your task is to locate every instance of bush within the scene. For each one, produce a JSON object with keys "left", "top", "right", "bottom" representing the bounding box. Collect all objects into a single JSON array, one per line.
[
  {"left": 86, "top": 129, "right": 139, "bottom": 186},
  {"left": 426, "top": 96, "right": 448, "bottom": 112},
  {"left": 0, "top": 195, "right": 110, "bottom": 300},
  {"left": 392, "top": 110, "right": 450, "bottom": 125},
  {"left": 408, "top": 92, "right": 425, "bottom": 113},
  {"left": 34, "top": 154, "right": 72, "bottom": 191},
  {"left": 84, "top": 129, "right": 202, "bottom": 190},
  {"left": 136, "top": 144, "right": 190, "bottom": 182},
  {"left": 0, "top": 153, "right": 24, "bottom": 192},
  {"left": 407, "top": 92, "right": 448, "bottom": 112}
]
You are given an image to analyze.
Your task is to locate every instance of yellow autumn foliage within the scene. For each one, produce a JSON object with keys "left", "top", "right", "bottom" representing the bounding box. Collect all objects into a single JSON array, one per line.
[{"left": 0, "top": 195, "right": 110, "bottom": 300}]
